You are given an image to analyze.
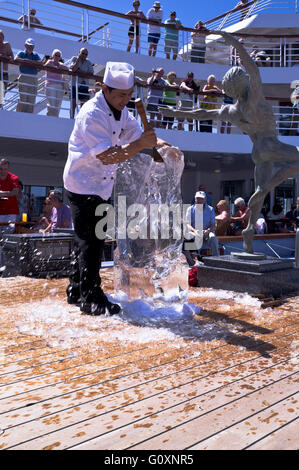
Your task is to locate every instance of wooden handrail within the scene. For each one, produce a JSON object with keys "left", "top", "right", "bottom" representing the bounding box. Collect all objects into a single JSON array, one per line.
[
  {"left": 204, "top": 0, "right": 257, "bottom": 25},
  {"left": 0, "top": 15, "right": 82, "bottom": 38},
  {"left": 0, "top": 56, "right": 294, "bottom": 102},
  {"left": 0, "top": 9, "right": 299, "bottom": 42},
  {"left": 53, "top": 0, "right": 299, "bottom": 38}
]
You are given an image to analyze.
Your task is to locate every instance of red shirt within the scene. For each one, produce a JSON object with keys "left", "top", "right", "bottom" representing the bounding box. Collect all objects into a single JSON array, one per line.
[{"left": 0, "top": 172, "right": 20, "bottom": 215}]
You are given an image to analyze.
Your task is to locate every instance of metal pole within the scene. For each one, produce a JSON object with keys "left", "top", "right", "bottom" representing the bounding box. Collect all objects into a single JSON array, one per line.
[
  {"left": 81, "top": 8, "right": 85, "bottom": 42},
  {"left": 27, "top": 0, "right": 30, "bottom": 30},
  {"left": 0, "top": 61, "right": 4, "bottom": 108},
  {"left": 86, "top": 9, "right": 89, "bottom": 43}
]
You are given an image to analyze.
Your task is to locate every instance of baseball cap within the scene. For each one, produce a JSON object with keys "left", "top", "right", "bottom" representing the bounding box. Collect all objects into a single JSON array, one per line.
[
  {"left": 195, "top": 191, "right": 206, "bottom": 199},
  {"left": 25, "top": 38, "right": 35, "bottom": 46}
]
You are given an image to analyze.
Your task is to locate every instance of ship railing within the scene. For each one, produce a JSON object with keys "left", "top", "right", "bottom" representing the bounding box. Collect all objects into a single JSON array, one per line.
[
  {"left": 0, "top": 57, "right": 298, "bottom": 136},
  {"left": 0, "top": 0, "right": 298, "bottom": 65},
  {"left": 207, "top": 0, "right": 297, "bottom": 31}
]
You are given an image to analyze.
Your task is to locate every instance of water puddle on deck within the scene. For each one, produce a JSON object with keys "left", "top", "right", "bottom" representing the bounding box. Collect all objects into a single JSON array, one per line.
[{"left": 0, "top": 275, "right": 292, "bottom": 353}]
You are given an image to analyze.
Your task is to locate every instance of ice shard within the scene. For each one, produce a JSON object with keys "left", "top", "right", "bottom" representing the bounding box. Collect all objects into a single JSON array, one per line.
[{"left": 113, "top": 145, "right": 189, "bottom": 300}]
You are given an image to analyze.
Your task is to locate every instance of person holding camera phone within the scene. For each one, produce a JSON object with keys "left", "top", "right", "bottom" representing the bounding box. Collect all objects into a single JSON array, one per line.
[
  {"left": 69, "top": 48, "right": 94, "bottom": 118},
  {"left": 146, "top": 67, "right": 167, "bottom": 128}
]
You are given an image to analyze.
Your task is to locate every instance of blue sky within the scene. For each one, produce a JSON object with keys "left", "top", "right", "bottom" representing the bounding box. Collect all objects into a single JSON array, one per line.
[{"left": 83, "top": 1, "right": 241, "bottom": 26}]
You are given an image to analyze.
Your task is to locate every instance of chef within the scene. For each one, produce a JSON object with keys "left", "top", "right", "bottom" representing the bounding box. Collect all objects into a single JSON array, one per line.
[{"left": 63, "top": 61, "right": 168, "bottom": 316}]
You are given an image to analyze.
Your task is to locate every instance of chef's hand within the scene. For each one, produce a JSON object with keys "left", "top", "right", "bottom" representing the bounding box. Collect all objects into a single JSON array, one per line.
[
  {"left": 156, "top": 137, "right": 171, "bottom": 147},
  {"left": 139, "top": 129, "right": 157, "bottom": 149}
]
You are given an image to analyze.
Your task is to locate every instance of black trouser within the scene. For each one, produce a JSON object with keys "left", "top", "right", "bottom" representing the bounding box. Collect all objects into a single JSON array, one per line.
[{"left": 66, "top": 190, "right": 109, "bottom": 303}]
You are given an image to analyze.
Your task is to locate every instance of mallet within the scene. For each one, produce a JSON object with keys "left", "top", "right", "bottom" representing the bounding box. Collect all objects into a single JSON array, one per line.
[{"left": 135, "top": 98, "right": 164, "bottom": 162}]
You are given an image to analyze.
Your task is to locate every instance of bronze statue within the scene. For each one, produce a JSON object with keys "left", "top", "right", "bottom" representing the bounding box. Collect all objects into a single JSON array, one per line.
[{"left": 160, "top": 31, "right": 299, "bottom": 254}]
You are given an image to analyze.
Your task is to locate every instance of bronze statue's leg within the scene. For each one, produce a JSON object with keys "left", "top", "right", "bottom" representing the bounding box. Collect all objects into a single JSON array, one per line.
[
  {"left": 263, "top": 161, "right": 299, "bottom": 195},
  {"left": 243, "top": 162, "right": 273, "bottom": 253},
  {"left": 243, "top": 159, "right": 299, "bottom": 254}
]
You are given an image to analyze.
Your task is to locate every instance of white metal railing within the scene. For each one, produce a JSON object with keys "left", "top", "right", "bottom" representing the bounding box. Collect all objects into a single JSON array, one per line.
[
  {"left": 207, "top": 0, "right": 298, "bottom": 30},
  {"left": 0, "top": 0, "right": 298, "bottom": 65},
  {"left": 1, "top": 59, "right": 298, "bottom": 136}
]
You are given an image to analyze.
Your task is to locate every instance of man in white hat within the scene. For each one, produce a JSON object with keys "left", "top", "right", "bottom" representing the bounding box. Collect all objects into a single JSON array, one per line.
[
  {"left": 185, "top": 190, "right": 219, "bottom": 259},
  {"left": 15, "top": 38, "right": 41, "bottom": 113},
  {"left": 63, "top": 61, "right": 168, "bottom": 316},
  {"left": 146, "top": 1, "right": 163, "bottom": 56}
]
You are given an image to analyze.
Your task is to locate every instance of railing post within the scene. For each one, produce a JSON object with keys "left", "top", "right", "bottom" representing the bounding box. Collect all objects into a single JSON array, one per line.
[
  {"left": 86, "top": 9, "right": 89, "bottom": 43},
  {"left": 76, "top": 75, "right": 79, "bottom": 117},
  {"left": 21, "top": 0, "right": 25, "bottom": 29},
  {"left": 81, "top": 8, "right": 85, "bottom": 42},
  {"left": 0, "top": 61, "right": 3, "bottom": 108},
  {"left": 27, "top": 0, "right": 31, "bottom": 30},
  {"left": 134, "top": 19, "right": 137, "bottom": 54}
]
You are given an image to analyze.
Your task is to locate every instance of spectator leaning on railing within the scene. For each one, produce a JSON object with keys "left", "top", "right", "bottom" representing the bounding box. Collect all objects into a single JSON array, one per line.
[
  {"left": 69, "top": 48, "right": 94, "bottom": 118},
  {"left": 126, "top": 1, "right": 146, "bottom": 53},
  {"left": 0, "top": 30, "right": 13, "bottom": 101},
  {"left": 147, "top": 1, "right": 163, "bottom": 57},
  {"left": 164, "top": 11, "right": 182, "bottom": 61},
  {"left": 199, "top": 74, "right": 222, "bottom": 133},
  {"left": 18, "top": 8, "right": 43, "bottom": 31},
  {"left": 190, "top": 21, "right": 208, "bottom": 63},
  {"left": 44, "top": 49, "right": 69, "bottom": 117},
  {"left": 178, "top": 72, "right": 199, "bottom": 131},
  {"left": 15, "top": 38, "right": 41, "bottom": 114},
  {"left": 161, "top": 71, "right": 178, "bottom": 129},
  {"left": 146, "top": 67, "right": 167, "bottom": 128}
]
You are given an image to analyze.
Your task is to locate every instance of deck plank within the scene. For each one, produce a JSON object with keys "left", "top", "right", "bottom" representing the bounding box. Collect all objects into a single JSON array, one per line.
[
  {"left": 5, "top": 357, "right": 298, "bottom": 450},
  {"left": 0, "top": 274, "right": 298, "bottom": 450},
  {"left": 245, "top": 418, "right": 299, "bottom": 450},
  {"left": 188, "top": 394, "right": 299, "bottom": 450}
]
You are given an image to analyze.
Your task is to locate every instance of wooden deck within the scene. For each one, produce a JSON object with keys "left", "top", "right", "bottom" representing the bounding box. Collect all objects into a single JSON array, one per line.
[{"left": 0, "top": 271, "right": 298, "bottom": 450}]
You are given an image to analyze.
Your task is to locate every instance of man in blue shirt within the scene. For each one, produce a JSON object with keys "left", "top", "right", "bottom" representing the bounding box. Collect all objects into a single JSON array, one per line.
[
  {"left": 186, "top": 191, "right": 219, "bottom": 257},
  {"left": 15, "top": 38, "right": 41, "bottom": 113}
]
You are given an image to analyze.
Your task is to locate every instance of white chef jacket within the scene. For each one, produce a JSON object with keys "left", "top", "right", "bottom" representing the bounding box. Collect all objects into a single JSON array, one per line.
[{"left": 63, "top": 91, "right": 143, "bottom": 200}]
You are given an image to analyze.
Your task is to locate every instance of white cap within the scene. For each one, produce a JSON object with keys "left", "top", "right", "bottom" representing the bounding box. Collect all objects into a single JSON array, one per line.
[
  {"left": 195, "top": 191, "right": 206, "bottom": 199},
  {"left": 103, "top": 62, "right": 135, "bottom": 90},
  {"left": 25, "top": 38, "right": 35, "bottom": 46}
]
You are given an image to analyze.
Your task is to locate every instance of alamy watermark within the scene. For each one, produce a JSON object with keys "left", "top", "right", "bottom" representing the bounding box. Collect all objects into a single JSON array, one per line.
[{"left": 94, "top": 196, "right": 204, "bottom": 251}]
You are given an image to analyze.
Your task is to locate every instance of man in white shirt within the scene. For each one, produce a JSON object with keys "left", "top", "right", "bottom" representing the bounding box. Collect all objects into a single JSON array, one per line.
[
  {"left": 147, "top": 1, "right": 163, "bottom": 57},
  {"left": 185, "top": 191, "right": 219, "bottom": 257},
  {"left": 63, "top": 61, "right": 168, "bottom": 316}
]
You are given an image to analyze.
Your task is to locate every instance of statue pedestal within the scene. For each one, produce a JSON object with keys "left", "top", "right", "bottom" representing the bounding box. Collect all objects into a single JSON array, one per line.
[{"left": 197, "top": 255, "right": 299, "bottom": 297}]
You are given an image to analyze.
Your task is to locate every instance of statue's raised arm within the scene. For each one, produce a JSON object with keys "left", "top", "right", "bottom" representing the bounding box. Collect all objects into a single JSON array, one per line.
[{"left": 213, "top": 30, "right": 263, "bottom": 96}]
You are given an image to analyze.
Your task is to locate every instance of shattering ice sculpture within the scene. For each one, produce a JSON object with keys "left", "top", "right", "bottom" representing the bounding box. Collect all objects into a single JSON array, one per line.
[{"left": 113, "top": 146, "right": 189, "bottom": 300}]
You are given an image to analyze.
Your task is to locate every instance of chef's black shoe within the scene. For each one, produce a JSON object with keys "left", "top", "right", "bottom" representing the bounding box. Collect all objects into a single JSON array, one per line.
[
  {"left": 80, "top": 300, "right": 121, "bottom": 316},
  {"left": 80, "top": 302, "right": 106, "bottom": 316},
  {"left": 67, "top": 296, "right": 81, "bottom": 305},
  {"left": 105, "top": 300, "right": 121, "bottom": 315}
]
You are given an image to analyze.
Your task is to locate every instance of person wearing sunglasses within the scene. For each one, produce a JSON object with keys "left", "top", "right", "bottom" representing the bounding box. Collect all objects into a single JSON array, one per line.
[
  {"left": 69, "top": 48, "right": 94, "bottom": 117},
  {"left": 44, "top": 49, "right": 68, "bottom": 117}
]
